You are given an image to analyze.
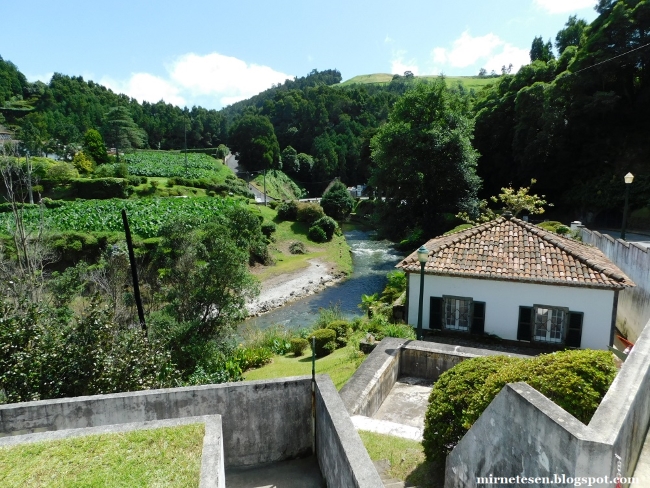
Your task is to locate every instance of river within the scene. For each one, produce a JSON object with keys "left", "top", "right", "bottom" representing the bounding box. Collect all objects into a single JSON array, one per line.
[{"left": 239, "top": 224, "right": 403, "bottom": 330}]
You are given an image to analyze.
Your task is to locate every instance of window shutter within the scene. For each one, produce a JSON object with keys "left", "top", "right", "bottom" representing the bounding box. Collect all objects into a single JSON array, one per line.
[
  {"left": 517, "top": 306, "right": 532, "bottom": 341},
  {"left": 429, "top": 297, "right": 442, "bottom": 330},
  {"left": 566, "top": 311, "right": 584, "bottom": 348},
  {"left": 471, "top": 301, "right": 486, "bottom": 334}
]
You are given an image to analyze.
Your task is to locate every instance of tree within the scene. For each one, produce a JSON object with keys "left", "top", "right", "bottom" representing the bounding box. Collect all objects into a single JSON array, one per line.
[
  {"left": 320, "top": 180, "right": 354, "bottom": 219},
  {"left": 456, "top": 179, "right": 552, "bottom": 224},
  {"left": 530, "top": 36, "right": 555, "bottom": 62},
  {"left": 103, "top": 106, "right": 146, "bottom": 162},
  {"left": 478, "top": 68, "right": 487, "bottom": 77},
  {"left": 281, "top": 145, "right": 299, "bottom": 174},
  {"left": 555, "top": 15, "right": 587, "bottom": 55},
  {"left": 228, "top": 115, "right": 280, "bottom": 171},
  {"left": 370, "top": 81, "right": 481, "bottom": 238},
  {"left": 83, "top": 129, "right": 109, "bottom": 164}
]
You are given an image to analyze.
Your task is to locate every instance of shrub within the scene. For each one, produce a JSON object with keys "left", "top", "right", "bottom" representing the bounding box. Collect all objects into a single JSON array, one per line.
[
  {"left": 261, "top": 221, "right": 277, "bottom": 238},
  {"left": 382, "top": 323, "right": 416, "bottom": 339},
  {"left": 290, "top": 338, "right": 309, "bottom": 356},
  {"left": 422, "top": 350, "right": 617, "bottom": 463},
  {"left": 297, "top": 202, "right": 325, "bottom": 223},
  {"left": 308, "top": 225, "right": 327, "bottom": 242},
  {"left": 71, "top": 178, "right": 130, "bottom": 199},
  {"left": 320, "top": 181, "right": 354, "bottom": 219},
  {"left": 312, "top": 216, "right": 338, "bottom": 240},
  {"left": 72, "top": 151, "right": 94, "bottom": 175},
  {"left": 308, "top": 328, "right": 336, "bottom": 357},
  {"left": 289, "top": 241, "right": 306, "bottom": 254},
  {"left": 326, "top": 320, "right": 350, "bottom": 347},
  {"left": 232, "top": 346, "right": 273, "bottom": 371},
  {"left": 277, "top": 200, "right": 298, "bottom": 220}
]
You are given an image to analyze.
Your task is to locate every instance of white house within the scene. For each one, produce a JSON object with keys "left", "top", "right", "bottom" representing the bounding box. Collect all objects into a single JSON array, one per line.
[{"left": 397, "top": 215, "right": 635, "bottom": 350}]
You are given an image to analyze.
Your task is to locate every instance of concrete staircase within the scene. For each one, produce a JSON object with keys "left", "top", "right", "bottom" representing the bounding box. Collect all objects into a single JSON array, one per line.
[{"left": 373, "top": 460, "right": 419, "bottom": 488}]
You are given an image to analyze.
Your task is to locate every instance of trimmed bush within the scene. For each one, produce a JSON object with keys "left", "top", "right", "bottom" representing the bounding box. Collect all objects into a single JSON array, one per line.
[
  {"left": 261, "top": 221, "right": 277, "bottom": 238},
  {"left": 289, "top": 241, "right": 306, "bottom": 254},
  {"left": 326, "top": 320, "right": 350, "bottom": 348},
  {"left": 308, "top": 225, "right": 327, "bottom": 243},
  {"left": 308, "top": 328, "right": 336, "bottom": 357},
  {"left": 71, "top": 178, "right": 130, "bottom": 199},
  {"left": 277, "top": 200, "right": 298, "bottom": 220},
  {"left": 297, "top": 202, "right": 325, "bottom": 223},
  {"left": 312, "top": 216, "right": 338, "bottom": 240},
  {"left": 290, "top": 338, "right": 309, "bottom": 356},
  {"left": 422, "top": 350, "right": 617, "bottom": 463}
]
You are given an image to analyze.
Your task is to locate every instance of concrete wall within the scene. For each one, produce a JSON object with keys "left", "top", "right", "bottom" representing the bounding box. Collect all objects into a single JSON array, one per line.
[
  {"left": 407, "top": 273, "right": 615, "bottom": 349},
  {"left": 0, "top": 378, "right": 312, "bottom": 467},
  {"left": 339, "top": 337, "right": 406, "bottom": 417},
  {"left": 445, "top": 318, "right": 650, "bottom": 487},
  {"left": 315, "top": 375, "right": 384, "bottom": 488},
  {"left": 581, "top": 228, "right": 650, "bottom": 341}
]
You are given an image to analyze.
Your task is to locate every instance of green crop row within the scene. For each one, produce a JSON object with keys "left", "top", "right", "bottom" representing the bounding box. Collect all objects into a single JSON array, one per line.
[
  {"left": 0, "top": 197, "right": 244, "bottom": 239},
  {"left": 121, "top": 151, "right": 222, "bottom": 179}
]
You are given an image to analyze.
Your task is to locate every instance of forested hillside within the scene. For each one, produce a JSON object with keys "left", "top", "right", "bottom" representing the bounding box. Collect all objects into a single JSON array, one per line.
[{"left": 1, "top": 0, "right": 649, "bottom": 233}]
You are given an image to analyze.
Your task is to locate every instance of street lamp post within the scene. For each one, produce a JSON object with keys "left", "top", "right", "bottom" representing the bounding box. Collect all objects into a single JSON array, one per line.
[
  {"left": 416, "top": 245, "right": 429, "bottom": 341},
  {"left": 621, "top": 172, "right": 634, "bottom": 240}
]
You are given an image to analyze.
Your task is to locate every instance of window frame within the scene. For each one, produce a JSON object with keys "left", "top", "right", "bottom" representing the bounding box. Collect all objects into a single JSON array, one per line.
[
  {"left": 442, "top": 295, "right": 473, "bottom": 332},
  {"left": 532, "top": 304, "right": 569, "bottom": 344}
]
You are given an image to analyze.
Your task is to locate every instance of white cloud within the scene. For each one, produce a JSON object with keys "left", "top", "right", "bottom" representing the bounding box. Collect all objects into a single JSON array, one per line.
[
  {"left": 533, "top": 0, "right": 595, "bottom": 14},
  {"left": 433, "top": 32, "right": 504, "bottom": 68},
  {"left": 430, "top": 31, "right": 530, "bottom": 75},
  {"left": 26, "top": 72, "right": 53, "bottom": 84},
  {"left": 168, "top": 52, "right": 291, "bottom": 106},
  {"left": 96, "top": 52, "right": 291, "bottom": 109},
  {"left": 102, "top": 73, "right": 186, "bottom": 107},
  {"left": 390, "top": 50, "right": 420, "bottom": 75}
]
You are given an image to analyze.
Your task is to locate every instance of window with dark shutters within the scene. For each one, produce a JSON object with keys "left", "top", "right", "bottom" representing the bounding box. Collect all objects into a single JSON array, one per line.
[
  {"left": 517, "top": 306, "right": 533, "bottom": 341},
  {"left": 430, "top": 297, "right": 442, "bottom": 330},
  {"left": 471, "top": 302, "right": 486, "bottom": 334},
  {"left": 565, "top": 311, "right": 584, "bottom": 348}
]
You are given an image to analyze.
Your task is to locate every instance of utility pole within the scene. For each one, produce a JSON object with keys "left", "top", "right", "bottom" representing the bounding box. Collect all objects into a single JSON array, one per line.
[{"left": 122, "top": 209, "right": 147, "bottom": 334}]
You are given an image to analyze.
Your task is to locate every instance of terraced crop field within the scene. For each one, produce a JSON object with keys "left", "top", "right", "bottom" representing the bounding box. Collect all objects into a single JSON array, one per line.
[
  {"left": 121, "top": 151, "right": 226, "bottom": 179},
  {"left": 0, "top": 197, "right": 244, "bottom": 238}
]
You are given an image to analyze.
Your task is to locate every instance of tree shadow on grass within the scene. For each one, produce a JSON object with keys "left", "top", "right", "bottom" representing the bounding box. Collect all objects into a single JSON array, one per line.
[{"left": 405, "top": 458, "right": 445, "bottom": 488}]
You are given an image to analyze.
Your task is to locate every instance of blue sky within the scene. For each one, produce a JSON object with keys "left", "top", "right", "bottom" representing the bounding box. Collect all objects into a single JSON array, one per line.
[{"left": 1, "top": 0, "right": 598, "bottom": 110}]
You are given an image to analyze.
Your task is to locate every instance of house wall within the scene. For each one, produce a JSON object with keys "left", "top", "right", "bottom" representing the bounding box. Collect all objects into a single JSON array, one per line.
[
  {"left": 580, "top": 228, "right": 650, "bottom": 342},
  {"left": 407, "top": 273, "right": 615, "bottom": 349}
]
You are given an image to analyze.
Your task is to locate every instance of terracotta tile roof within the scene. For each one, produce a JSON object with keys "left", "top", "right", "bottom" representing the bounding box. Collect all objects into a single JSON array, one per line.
[{"left": 396, "top": 216, "right": 634, "bottom": 290}]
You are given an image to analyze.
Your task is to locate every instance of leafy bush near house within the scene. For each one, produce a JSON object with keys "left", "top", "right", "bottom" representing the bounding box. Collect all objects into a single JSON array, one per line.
[
  {"left": 290, "top": 338, "right": 309, "bottom": 356},
  {"left": 382, "top": 323, "right": 416, "bottom": 339},
  {"left": 325, "top": 320, "right": 350, "bottom": 348},
  {"left": 232, "top": 346, "right": 273, "bottom": 371},
  {"left": 308, "top": 225, "right": 327, "bottom": 242},
  {"left": 537, "top": 221, "right": 570, "bottom": 235},
  {"left": 422, "top": 350, "right": 617, "bottom": 462},
  {"left": 308, "top": 328, "right": 336, "bottom": 357}
]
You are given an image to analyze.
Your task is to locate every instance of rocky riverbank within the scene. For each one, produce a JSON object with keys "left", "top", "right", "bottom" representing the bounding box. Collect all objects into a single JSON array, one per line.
[{"left": 246, "top": 259, "right": 347, "bottom": 316}]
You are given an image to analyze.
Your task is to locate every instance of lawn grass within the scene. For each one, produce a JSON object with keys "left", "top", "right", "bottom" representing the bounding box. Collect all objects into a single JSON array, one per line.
[
  {"left": 254, "top": 205, "right": 352, "bottom": 280},
  {"left": 358, "top": 430, "right": 442, "bottom": 488},
  {"left": 243, "top": 346, "right": 365, "bottom": 390},
  {"left": 0, "top": 424, "right": 204, "bottom": 487}
]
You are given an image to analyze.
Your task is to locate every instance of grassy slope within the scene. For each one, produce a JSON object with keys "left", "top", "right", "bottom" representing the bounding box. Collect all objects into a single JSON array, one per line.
[
  {"left": 358, "top": 430, "right": 440, "bottom": 488},
  {"left": 243, "top": 346, "right": 365, "bottom": 390},
  {"left": 250, "top": 170, "right": 305, "bottom": 201},
  {"left": 0, "top": 424, "right": 204, "bottom": 487},
  {"left": 340, "top": 73, "right": 497, "bottom": 91},
  {"left": 255, "top": 205, "right": 352, "bottom": 280}
]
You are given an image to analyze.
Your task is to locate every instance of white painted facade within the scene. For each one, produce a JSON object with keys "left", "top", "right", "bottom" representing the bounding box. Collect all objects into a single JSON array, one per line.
[{"left": 406, "top": 273, "right": 616, "bottom": 350}]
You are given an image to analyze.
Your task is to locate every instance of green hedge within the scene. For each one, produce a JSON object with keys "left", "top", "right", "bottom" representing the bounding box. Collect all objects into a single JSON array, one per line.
[
  {"left": 290, "top": 338, "right": 309, "bottom": 356},
  {"left": 422, "top": 350, "right": 617, "bottom": 463},
  {"left": 71, "top": 178, "right": 130, "bottom": 199},
  {"left": 308, "top": 329, "right": 336, "bottom": 357},
  {"left": 325, "top": 320, "right": 349, "bottom": 348}
]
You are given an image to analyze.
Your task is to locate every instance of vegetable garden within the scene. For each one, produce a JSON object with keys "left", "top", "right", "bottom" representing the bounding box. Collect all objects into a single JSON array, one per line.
[{"left": 121, "top": 151, "right": 226, "bottom": 179}]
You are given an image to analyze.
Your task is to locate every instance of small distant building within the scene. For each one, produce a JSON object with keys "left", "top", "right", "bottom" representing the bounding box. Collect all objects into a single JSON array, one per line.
[{"left": 397, "top": 215, "right": 635, "bottom": 350}]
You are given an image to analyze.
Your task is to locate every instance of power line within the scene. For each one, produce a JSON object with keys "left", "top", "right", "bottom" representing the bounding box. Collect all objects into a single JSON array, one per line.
[{"left": 569, "top": 41, "right": 650, "bottom": 76}]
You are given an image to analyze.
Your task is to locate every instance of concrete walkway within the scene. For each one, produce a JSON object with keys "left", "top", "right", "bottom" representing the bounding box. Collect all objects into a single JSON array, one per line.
[
  {"left": 352, "top": 377, "right": 433, "bottom": 442},
  {"left": 225, "top": 456, "right": 324, "bottom": 487}
]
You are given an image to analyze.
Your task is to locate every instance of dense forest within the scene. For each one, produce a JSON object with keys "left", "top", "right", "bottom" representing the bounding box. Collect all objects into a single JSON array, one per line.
[{"left": 2, "top": 0, "right": 649, "bottom": 236}]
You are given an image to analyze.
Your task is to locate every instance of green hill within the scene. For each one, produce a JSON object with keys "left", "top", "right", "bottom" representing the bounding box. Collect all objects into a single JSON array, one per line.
[{"left": 340, "top": 73, "right": 496, "bottom": 91}]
